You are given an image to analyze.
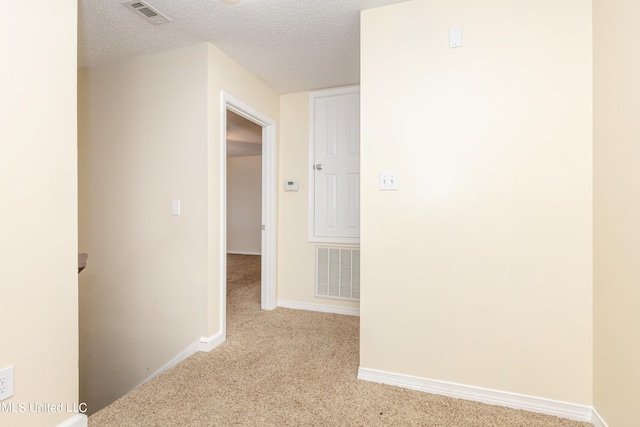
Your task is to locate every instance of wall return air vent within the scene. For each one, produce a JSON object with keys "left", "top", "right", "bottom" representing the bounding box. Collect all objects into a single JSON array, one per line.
[
  {"left": 315, "top": 246, "right": 360, "bottom": 301},
  {"left": 122, "top": 1, "right": 171, "bottom": 25}
]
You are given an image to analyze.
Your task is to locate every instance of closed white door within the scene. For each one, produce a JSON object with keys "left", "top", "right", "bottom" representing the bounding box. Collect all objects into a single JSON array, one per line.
[{"left": 310, "top": 87, "right": 360, "bottom": 243}]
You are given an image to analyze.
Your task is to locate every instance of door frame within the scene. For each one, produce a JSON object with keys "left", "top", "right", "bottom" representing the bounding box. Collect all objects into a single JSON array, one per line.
[{"left": 220, "top": 92, "right": 277, "bottom": 337}]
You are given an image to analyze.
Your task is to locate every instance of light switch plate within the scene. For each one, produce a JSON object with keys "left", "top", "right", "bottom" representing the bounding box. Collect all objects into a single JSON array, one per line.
[
  {"left": 379, "top": 172, "right": 398, "bottom": 190},
  {"left": 171, "top": 199, "right": 181, "bottom": 215},
  {"left": 449, "top": 28, "right": 462, "bottom": 48}
]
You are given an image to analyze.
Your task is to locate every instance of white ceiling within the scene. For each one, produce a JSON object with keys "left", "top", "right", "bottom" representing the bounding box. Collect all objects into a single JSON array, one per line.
[{"left": 78, "top": 0, "right": 408, "bottom": 94}]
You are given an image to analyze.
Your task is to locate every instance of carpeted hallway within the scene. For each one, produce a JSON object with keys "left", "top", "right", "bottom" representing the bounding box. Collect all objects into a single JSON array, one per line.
[{"left": 89, "top": 254, "right": 590, "bottom": 426}]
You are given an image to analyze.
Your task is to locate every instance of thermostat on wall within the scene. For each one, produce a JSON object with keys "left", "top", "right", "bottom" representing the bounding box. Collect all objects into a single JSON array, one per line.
[{"left": 283, "top": 179, "right": 299, "bottom": 192}]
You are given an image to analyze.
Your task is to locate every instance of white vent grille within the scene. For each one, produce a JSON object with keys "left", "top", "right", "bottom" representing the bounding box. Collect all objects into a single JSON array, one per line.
[
  {"left": 315, "top": 246, "right": 360, "bottom": 301},
  {"left": 122, "top": 1, "right": 171, "bottom": 25}
]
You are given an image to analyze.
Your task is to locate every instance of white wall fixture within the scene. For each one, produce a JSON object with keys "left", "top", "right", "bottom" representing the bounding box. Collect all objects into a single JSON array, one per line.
[
  {"left": 449, "top": 27, "right": 462, "bottom": 48},
  {"left": 171, "top": 199, "right": 181, "bottom": 215},
  {"left": 0, "top": 366, "right": 15, "bottom": 401},
  {"left": 379, "top": 172, "right": 398, "bottom": 190},
  {"left": 283, "top": 179, "right": 299, "bottom": 191}
]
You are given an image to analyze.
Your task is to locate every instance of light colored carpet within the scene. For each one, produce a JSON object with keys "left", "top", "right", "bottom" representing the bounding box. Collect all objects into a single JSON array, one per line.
[{"left": 89, "top": 254, "right": 591, "bottom": 426}]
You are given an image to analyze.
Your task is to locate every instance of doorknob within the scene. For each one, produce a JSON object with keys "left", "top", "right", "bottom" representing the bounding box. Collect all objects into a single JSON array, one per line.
[{"left": 315, "top": 164, "right": 323, "bottom": 171}]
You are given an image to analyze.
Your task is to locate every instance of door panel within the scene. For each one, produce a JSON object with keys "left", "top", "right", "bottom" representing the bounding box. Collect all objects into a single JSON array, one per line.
[{"left": 312, "top": 88, "right": 360, "bottom": 241}]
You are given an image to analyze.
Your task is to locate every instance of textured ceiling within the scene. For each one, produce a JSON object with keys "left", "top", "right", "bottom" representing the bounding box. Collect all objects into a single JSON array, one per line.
[{"left": 78, "top": 0, "right": 408, "bottom": 94}]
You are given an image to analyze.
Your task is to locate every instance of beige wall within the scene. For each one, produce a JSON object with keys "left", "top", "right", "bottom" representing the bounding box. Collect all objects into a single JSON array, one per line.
[
  {"left": 227, "top": 156, "right": 262, "bottom": 254},
  {"left": 78, "top": 44, "right": 210, "bottom": 413},
  {"left": 593, "top": 0, "right": 640, "bottom": 424},
  {"left": 9, "top": 1, "right": 633, "bottom": 425},
  {"left": 277, "top": 93, "right": 360, "bottom": 309},
  {"left": 0, "top": 2, "right": 79, "bottom": 426},
  {"left": 360, "top": 0, "right": 593, "bottom": 405},
  {"left": 79, "top": 42, "right": 279, "bottom": 412}
]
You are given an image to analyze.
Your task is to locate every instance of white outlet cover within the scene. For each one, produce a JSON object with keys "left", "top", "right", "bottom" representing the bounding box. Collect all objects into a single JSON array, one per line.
[
  {"left": 171, "top": 199, "right": 181, "bottom": 216},
  {"left": 449, "top": 27, "right": 462, "bottom": 48},
  {"left": 0, "top": 366, "right": 15, "bottom": 401},
  {"left": 379, "top": 172, "right": 398, "bottom": 190}
]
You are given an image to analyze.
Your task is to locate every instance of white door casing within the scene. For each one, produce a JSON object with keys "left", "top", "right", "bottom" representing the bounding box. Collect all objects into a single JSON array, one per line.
[
  {"left": 220, "top": 92, "right": 276, "bottom": 340},
  {"left": 308, "top": 86, "right": 360, "bottom": 244}
]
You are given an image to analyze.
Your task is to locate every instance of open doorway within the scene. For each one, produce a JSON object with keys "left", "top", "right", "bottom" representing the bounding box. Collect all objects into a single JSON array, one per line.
[
  {"left": 226, "top": 111, "right": 263, "bottom": 327},
  {"left": 220, "top": 93, "right": 276, "bottom": 339},
  {"left": 226, "top": 110, "right": 262, "bottom": 257}
]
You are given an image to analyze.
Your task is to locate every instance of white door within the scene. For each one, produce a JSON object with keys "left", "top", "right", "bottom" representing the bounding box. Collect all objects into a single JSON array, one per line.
[{"left": 309, "top": 86, "right": 360, "bottom": 243}]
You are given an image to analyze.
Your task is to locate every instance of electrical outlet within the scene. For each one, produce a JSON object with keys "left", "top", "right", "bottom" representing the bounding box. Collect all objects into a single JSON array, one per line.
[
  {"left": 379, "top": 172, "right": 398, "bottom": 190},
  {"left": 0, "top": 366, "right": 15, "bottom": 401}
]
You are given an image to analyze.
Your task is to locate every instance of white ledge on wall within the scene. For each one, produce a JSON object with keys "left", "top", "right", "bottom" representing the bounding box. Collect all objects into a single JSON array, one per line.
[
  {"left": 357, "top": 367, "right": 597, "bottom": 425},
  {"left": 57, "top": 414, "right": 88, "bottom": 427},
  {"left": 132, "top": 332, "right": 226, "bottom": 393},
  {"left": 591, "top": 408, "right": 609, "bottom": 427},
  {"left": 200, "top": 332, "right": 226, "bottom": 352},
  {"left": 278, "top": 299, "right": 360, "bottom": 317}
]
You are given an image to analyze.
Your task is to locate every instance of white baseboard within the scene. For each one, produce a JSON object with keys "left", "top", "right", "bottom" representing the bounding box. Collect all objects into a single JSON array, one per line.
[
  {"left": 57, "top": 414, "right": 88, "bottom": 427},
  {"left": 278, "top": 299, "right": 360, "bottom": 316},
  {"left": 591, "top": 408, "right": 609, "bottom": 427},
  {"left": 357, "top": 367, "right": 593, "bottom": 424},
  {"left": 227, "top": 250, "right": 261, "bottom": 256},
  {"left": 134, "top": 341, "right": 201, "bottom": 390},
  {"left": 200, "top": 331, "right": 226, "bottom": 352},
  {"left": 134, "top": 332, "right": 226, "bottom": 391}
]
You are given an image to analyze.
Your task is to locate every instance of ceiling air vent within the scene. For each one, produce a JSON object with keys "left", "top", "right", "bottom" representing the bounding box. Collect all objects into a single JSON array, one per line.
[{"left": 122, "top": 1, "right": 171, "bottom": 25}]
